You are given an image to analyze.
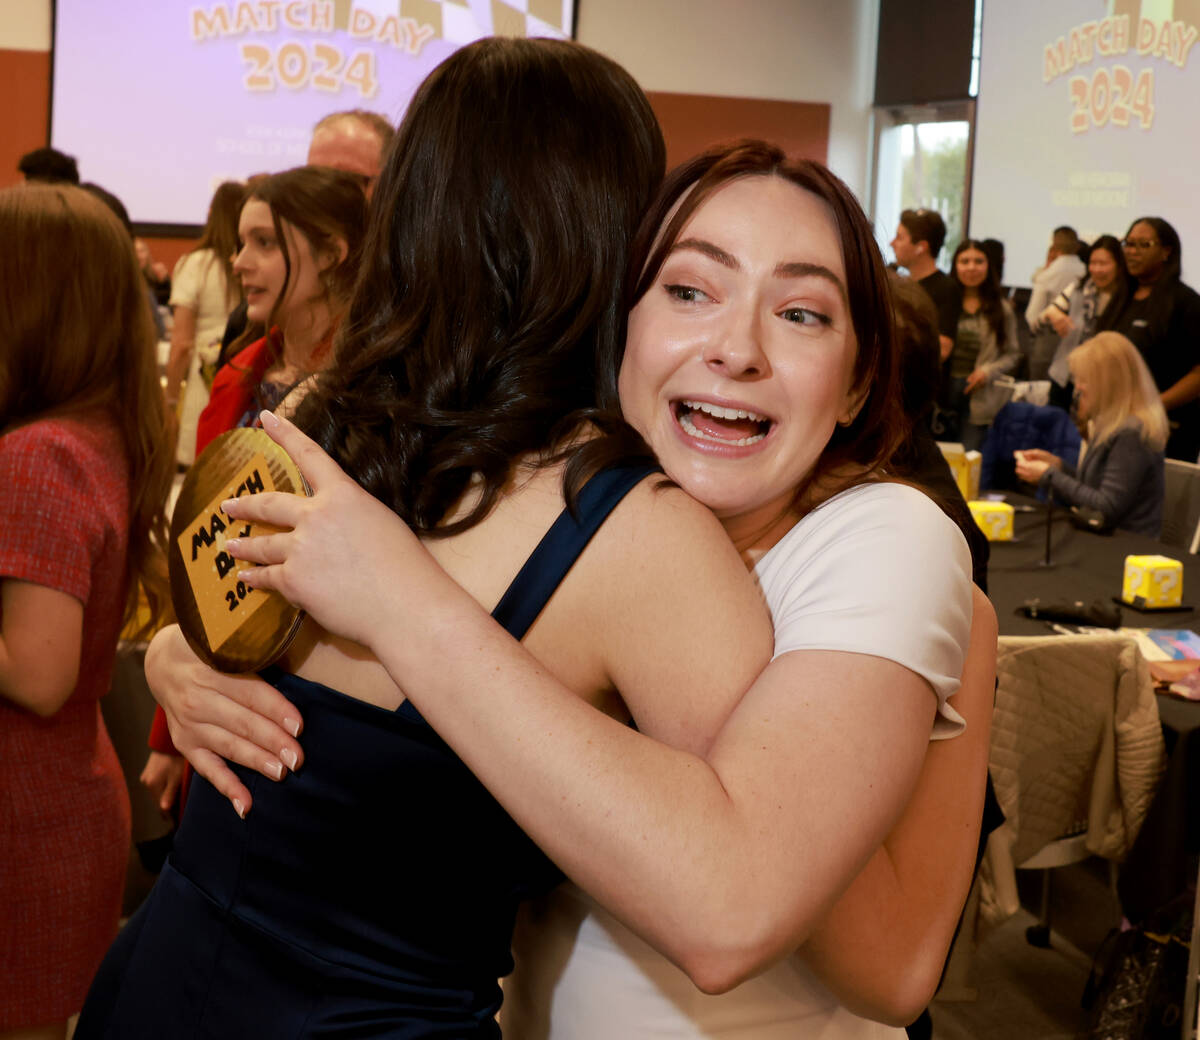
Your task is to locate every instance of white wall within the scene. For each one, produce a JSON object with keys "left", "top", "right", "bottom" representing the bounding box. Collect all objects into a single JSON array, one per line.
[{"left": 578, "top": 0, "right": 880, "bottom": 199}]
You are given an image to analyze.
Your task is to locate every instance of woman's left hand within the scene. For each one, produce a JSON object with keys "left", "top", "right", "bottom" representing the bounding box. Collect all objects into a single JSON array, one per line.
[{"left": 223, "top": 411, "right": 426, "bottom": 653}]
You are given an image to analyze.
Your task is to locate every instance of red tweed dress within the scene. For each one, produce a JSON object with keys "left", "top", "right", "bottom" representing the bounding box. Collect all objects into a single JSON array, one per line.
[{"left": 0, "top": 411, "right": 132, "bottom": 1028}]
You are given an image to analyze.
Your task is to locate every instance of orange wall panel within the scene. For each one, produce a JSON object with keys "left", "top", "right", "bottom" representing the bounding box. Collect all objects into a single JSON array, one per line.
[
  {"left": 0, "top": 48, "right": 51, "bottom": 190},
  {"left": 647, "top": 92, "right": 830, "bottom": 171}
]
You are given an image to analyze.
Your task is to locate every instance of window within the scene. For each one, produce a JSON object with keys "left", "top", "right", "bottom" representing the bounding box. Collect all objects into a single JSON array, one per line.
[{"left": 872, "top": 103, "right": 974, "bottom": 271}]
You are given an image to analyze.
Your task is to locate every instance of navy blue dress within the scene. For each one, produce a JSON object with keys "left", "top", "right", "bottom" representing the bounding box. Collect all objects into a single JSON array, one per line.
[{"left": 77, "top": 462, "right": 656, "bottom": 1038}]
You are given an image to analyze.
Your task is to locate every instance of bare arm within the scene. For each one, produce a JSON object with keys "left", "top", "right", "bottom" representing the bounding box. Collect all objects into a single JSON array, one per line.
[
  {"left": 164, "top": 305, "right": 197, "bottom": 407},
  {"left": 799, "top": 587, "right": 997, "bottom": 1025},
  {"left": 0, "top": 578, "right": 83, "bottom": 717},
  {"left": 221, "top": 415, "right": 968, "bottom": 992}
]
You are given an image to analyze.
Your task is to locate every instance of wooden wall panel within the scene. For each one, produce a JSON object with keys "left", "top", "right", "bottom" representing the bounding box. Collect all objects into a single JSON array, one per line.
[
  {"left": 647, "top": 92, "right": 830, "bottom": 171},
  {"left": 0, "top": 48, "right": 51, "bottom": 190}
]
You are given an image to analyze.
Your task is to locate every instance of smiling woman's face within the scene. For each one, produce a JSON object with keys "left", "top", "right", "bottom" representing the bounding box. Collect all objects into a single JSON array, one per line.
[{"left": 617, "top": 174, "right": 858, "bottom": 549}]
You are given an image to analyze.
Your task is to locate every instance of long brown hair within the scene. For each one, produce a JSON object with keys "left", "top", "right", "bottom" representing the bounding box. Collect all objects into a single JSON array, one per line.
[
  {"left": 625, "top": 140, "right": 904, "bottom": 511},
  {"left": 294, "top": 37, "right": 666, "bottom": 536},
  {"left": 192, "top": 179, "right": 245, "bottom": 310},
  {"left": 0, "top": 184, "right": 172, "bottom": 632}
]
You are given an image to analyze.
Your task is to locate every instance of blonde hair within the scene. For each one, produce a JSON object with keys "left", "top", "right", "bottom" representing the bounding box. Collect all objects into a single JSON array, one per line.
[
  {"left": 1068, "top": 332, "right": 1168, "bottom": 451},
  {"left": 0, "top": 183, "right": 172, "bottom": 635}
]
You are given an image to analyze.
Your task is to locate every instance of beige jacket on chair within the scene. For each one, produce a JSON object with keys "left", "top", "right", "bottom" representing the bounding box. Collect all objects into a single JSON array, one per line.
[{"left": 981, "top": 634, "right": 1166, "bottom": 922}]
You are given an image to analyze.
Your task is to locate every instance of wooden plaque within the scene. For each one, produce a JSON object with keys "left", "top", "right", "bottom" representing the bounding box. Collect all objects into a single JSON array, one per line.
[{"left": 169, "top": 427, "right": 310, "bottom": 672}]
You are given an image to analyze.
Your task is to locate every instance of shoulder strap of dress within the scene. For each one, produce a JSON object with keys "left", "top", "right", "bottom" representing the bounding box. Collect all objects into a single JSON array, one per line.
[{"left": 491, "top": 462, "right": 660, "bottom": 640}]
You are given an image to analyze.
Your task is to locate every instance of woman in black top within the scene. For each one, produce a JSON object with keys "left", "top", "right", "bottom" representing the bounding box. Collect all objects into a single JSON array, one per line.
[{"left": 1109, "top": 217, "right": 1200, "bottom": 460}]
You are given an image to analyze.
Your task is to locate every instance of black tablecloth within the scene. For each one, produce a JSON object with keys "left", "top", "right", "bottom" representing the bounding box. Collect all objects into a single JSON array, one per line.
[
  {"left": 986, "top": 497, "right": 1200, "bottom": 635},
  {"left": 984, "top": 496, "right": 1200, "bottom": 922}
]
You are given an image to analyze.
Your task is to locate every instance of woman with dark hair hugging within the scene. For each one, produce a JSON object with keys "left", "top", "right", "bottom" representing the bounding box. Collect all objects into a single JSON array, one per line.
[{"left": 142, "top": 127, "right": 996, "bottom": 1040}]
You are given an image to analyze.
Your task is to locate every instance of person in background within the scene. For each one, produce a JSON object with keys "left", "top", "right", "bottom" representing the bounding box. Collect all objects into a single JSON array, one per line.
[
  {"left": 164, "top": 180, "right": 245, "bottom": 467},
  {"left": 17, "top": 145, "right": 80, "bottom": 184},
  {"left": 888, "top": 272, "right": 989, "bottom": 591},
  {"left": 307, "top": 108, "right": 393, "bottom": 197},
  {"left": 140, "top": 165, "right": 368, "bottom": 817},
  {"left": 980, "top": 238, "right": 1007, "bottom": 297},
  {"left": 1024, "top": 226, "right": 1086, "bottom": 381},
  {"left": 891, "top": 207, "right": 959, "bottom": 361},
  {"left": 1039, "top": 233, "right": 1128, "bottom": 410},
  {"left": 945, "top": 239, "right": 1020, "bottom": 450},
  {"left": 1015, "top": 332, "right": 1167, "bottom": 536},
  {"left": 136, "top": 237, "right": 172, "bottom": 307},
  {"left": 215, "top": 109, "right": 394, "bottom": 363},
  {"left": 0, "top": 183, "right": 172, "bottom": 1040},
  {"left": 1109, "top": 216, "right": 1200, "bottom": 461}
]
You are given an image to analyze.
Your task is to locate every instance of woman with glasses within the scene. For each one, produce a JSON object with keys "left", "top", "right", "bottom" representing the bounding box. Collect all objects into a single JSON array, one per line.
[{"left": 1110, "top": 217, "right": 1200, "bottom": 460}]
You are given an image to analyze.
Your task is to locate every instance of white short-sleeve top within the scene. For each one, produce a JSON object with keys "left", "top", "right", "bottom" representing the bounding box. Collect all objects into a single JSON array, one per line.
[
  {"left": 504, "top": 481, "right": 975, "bottom": 1040},
  {"left": 754, "top": 481, "right": 972, "bottom": 738},
  {"left": 169, "top": 248, "right": 233, "bottom": 360}
]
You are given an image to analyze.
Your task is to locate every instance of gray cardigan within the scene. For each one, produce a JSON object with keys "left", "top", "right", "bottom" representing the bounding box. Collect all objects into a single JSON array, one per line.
[{"left": 1041, "top": 426, "right": 1165, "bottom": 536}]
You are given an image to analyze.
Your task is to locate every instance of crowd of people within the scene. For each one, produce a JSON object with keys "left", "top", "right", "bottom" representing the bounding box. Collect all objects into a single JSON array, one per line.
[
  {"left": 2, "top": 28, "right": 1189, "bottom": 1040},
  {"left": 890, "top": 206, "right": 1198, "bottom": 536}
]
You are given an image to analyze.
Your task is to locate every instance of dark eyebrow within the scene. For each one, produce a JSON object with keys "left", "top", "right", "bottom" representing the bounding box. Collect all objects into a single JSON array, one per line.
[
  {"left": 671, "top": 237, "right": 739, "bottom": 269},
  {"left": 774, "top": 261, "right": 848, "bottom": 304},
  {"left": 670, "top": 238, "right": 848, "bottom": 305}
]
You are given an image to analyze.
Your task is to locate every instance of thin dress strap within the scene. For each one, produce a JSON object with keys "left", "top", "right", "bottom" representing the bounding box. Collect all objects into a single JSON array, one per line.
[{"left": 491, "top": 462, "right": 659, "bottom": 640}]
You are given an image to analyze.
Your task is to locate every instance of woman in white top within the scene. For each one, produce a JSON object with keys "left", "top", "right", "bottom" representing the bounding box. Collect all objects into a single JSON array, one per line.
[
  {"left": 150, "top": 142, "right": 995, "bottom": 1035},
  {"left": 165, "top": 180, "right": 244, "bottom": 465}
]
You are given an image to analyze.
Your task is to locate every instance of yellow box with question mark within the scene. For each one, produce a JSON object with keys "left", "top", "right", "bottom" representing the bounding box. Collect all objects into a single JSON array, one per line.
[
  {"left": 968, "top": 500, "right": 1013, "bottom": 542},
  {"left": 1122, "top": 554, "right": 1183, "bottom": 608}
]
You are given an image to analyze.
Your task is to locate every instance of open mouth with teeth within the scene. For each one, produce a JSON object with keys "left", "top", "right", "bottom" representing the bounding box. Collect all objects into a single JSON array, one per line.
[{"left": 674, "top": 399, "right": 773, "bottom": 446}]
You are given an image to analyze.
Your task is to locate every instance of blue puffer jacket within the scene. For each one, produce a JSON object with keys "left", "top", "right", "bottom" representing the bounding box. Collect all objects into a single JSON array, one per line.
[{"left": 981, "top": 402, "right": 1082, "bottom": 492}]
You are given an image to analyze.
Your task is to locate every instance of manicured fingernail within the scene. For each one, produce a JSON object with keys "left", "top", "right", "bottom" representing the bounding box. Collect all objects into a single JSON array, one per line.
[
  {"left": 260, "top": 409, "right": 279, "bottom": 429},
  {"left": 266, "top": 759, "right": 284, "bottom": 780},
  {"left": 237, "top": 570, "right": 256, "bottom": 584},
  {"left": 281, "top": 748, "right": 298, "bottom": 771},
  {"left": 221, "top": 498, "right": 238, "bottom": 513},
  {"left": 285, "top": 717, "right": 301, "bottom": 738},
  {"left": 225, "top": 538, "right": 242, "bottom": 553},
  {"left": 233, "top": 799, "right": 247, "bottom": 819}
]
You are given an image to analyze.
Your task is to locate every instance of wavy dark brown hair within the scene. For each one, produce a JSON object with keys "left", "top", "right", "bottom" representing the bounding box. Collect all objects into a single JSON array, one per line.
[
  {"left": 624, "top": 140, "right": 905, "bottom": 512},
  {"left": 294, "top": 37, "right": 666, "bottom": 535},
  {"left": 0, "top": 184, "right": 172, "bottom": 634}
]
